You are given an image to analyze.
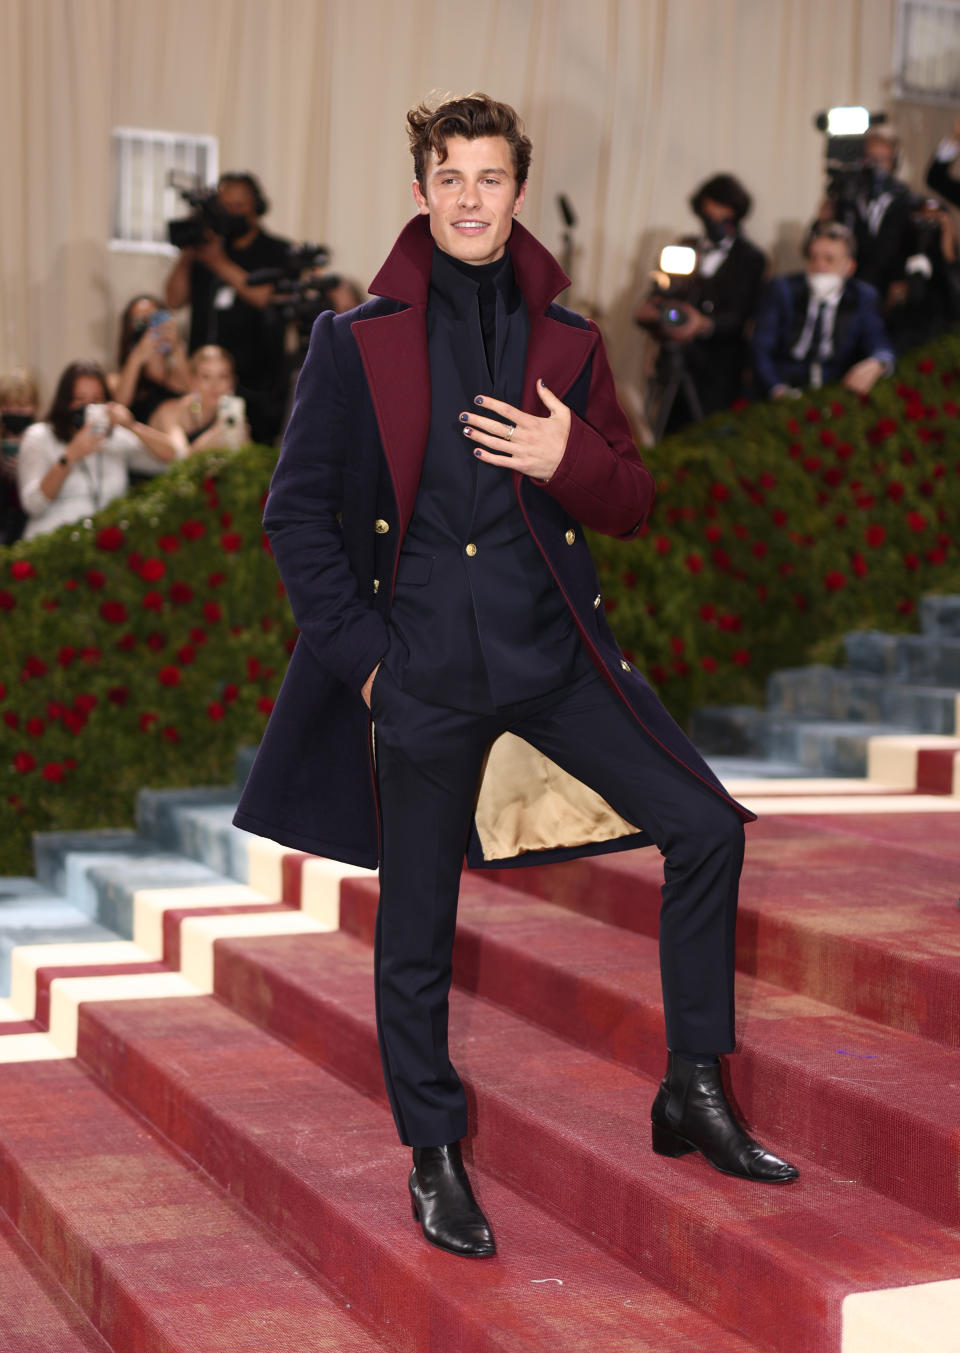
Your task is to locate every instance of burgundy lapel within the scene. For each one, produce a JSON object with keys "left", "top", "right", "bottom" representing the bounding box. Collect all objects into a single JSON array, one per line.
[{"left": 521, "top": 312, "right": 597, "bottom": 414}]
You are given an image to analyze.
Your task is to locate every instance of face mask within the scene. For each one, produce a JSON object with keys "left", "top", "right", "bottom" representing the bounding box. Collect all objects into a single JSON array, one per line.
[
  {"left": 807, "top": 271, "right": 846, "bottom": 302},
  {"left": 704, "top": 218, "right": 735, "bottom": 244},
  {"left": 1, "top": 412, "right": 32, "bottom": 435}
]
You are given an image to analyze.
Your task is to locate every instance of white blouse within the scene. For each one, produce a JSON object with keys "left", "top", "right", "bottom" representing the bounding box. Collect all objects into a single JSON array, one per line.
[{"left": 17, "top": 422, "right": 167, "bottom": 540}]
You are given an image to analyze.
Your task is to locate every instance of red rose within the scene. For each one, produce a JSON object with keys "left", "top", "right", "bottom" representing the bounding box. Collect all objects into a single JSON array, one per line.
[
  {"left": 41, "top": 599, "right": 58, "bottom": 611},
  {"left": 80, "top": 646, "right": 101, "bottom": 664},
  {"left": 127, "top": 552, "right": 143, "bottom": 573},
  {"left": 0, "top": 591, "right": 15, "bottom": 611},
  {"left": 180, "top": 519, "right": 206, "bottom": 540},
  {"left": 731, "top": 649, "right": 751, "bottom": 666},
  {"left": 96, "top": 526, "right": 125, "bottom": 550},
  {"left": 223, "top": 684, "right": 240, "bottom": 703},
  {"left": 654, "top": 535, "right": 671, "bottom": 555},
  {"left": 63, "top": 710, "right": 85, "bottom": 735},
  {"left": 671, "top": 660, "right": 689, "bottom": 677},
  {"left": 759, "top": 471, "right": 777, "bottom": 489},
  {"left": 74, "top": 694, "right": 97, "bottom": 714},
  {"left": 189, "top": 628, "right": 208, "bottom": 644},
  {"left": 202, "top": 601, "right": 222, "bottom": 623},
  {"left": 730, "top": 397, "right": 749, "bottom": 413},
  {"left": 13, "top": 751, "right": 36, "bottom": 773},
  {"left": 207, "top": 572, "right": 226, "bottom": 588},
  {"left": 220, "top": 511, "right": 233, "bottom": 528},
  {"left": 865, "top": 524, "right": 886, "bottom": 547},
  {"left": 158, "top": 666, "right": 181, "bottom": 686},
  {"left": 886, "top": 481, "right": 905, "bottom": 502},
  {"left": 85, "top": 569, "right": 106, "bottom": 590},
  {"left": 830, "top": 400, "right": 846, "bottom": 418},
  {"left": 897, "top": 598, "right": 915, "bottom": 614},
  {"left": 115, "top": 632, "right": 137, "bottom": 651},
  {"left": 917, "top": 357, "right": 935, "bottom": 373},
  {"left": 701, "top": 655, "right": 718, "bottom": 672},
  {"left": 161, "top": 726, "right": 180, "bottom": 743},
  {"left": 256, "top": 696, "right": 275, "bottom": 715},
  {"left": 42, "top": 762, "right": 65, "bottom": 782},
  {"left": 836, "top": 442, "right": 854, "bottom": 460},
  {"left": 751, "top": 541, "right": 768, "bottom": 559},
  {"left": 771, "top": 508, "right": 788, "bottom": 527},
  {"left": 670, "top": 636, "right": 685, "bottom": 657},
  {"left": 944, "top": 401, "right": 958, "bottom": 417},
  {"left": 823, "top": 467, "right": 844, "bottom": 487},
  {"left": 621, "top": 570, "right": 637, "bottom": 589},
  {"left": 157, "top": 535, "right": 180, "bottom": 553},
  {"left": 46, "top": 701, "right": 65, "bottom": 719},
  {"left": 146, "top": 632, "right": 167, "bottom": 651},
  {"left": 142, "top": 590, "right": 164, "bottom": 611},
  {"left": 0, "top": 682, "right": 5, "bottom": 701},
  {"left": 23, "top": 656, "right": 47, "bottom": 678},
  {"left": 851, "top": 553, "right": 868, "bottom": 578},
  {"left": 927, "top": 547, "right": 947, "bottom": 565},
  {"left": 603, "top": 597, "right": 618, "bottom": 613},
  {"left": 176, "top": 644, "right": 196, "bottom": 666},
  {"left": 907, "top": 511, "right": 928, "bottom": 532},
  {"left": 711, "top": 548, "right": 731, "bottom": 570},
  {"left": 684, "top": 553, "right": 704, "bottom": 574},
  {"left": 699, "top": 603, "right": 716, "bottom": 621},
  {"left": 710, "top": 483, "right": 730, "bottom": 501},
  {"left": 261, "top": 533, "right": 274, "bottom": 555},
  {"left": 169, "top": 581, "right": 193, "bottom": 604},
  {"left": 824, "top": 571, "right": 847, "bottom": 591},
  {"left": 819, "top": 429, "right": 836, "bottom": 447},
  {"left": 719, "top": 613, "right": 742, "bottom": 632},
  {"left": 140, "top": 557, "right": 166, "bottom": 582},
  {"left": 108, "top": 686, "right": 129, "bottom": 705},
  {"left": 787, "top": 442, "right": 802, "bottom": 460},
  {"left": 904, "top": 553, "right": 920, "bottom": 571},
  {"left": 207, "top": 702, "right": 226, "bottom": 721},
  {"left": 4, "top": 713, "right": 18, "bottom": 730},
  {"left": 220, "top": 532, "right": 243, "bottom": 553},
  {"left": 10, "top": 560, "right": 36, "bottom": 581},
  {"left": 786, "top": 417, "right": 800, "bottom": 434},
  {"left": 899, "top": 448, "right": 915, "bottom": 466},
  {"left": 139, "top": 712, "right": 158, "bottom": 731},
  {"left": 25, "top": 717, "right": 45, "bottom": 737},
  {"left": 793, "top": 593, "right": 809, "bottom": 610},
  {"left": 802, "top": 455, "right": 822, "bottom": 473},
  {"left": 99, "top": 600, "right": 128, "bottom": 624},
  {"left": 804, "top": 407, "right": 821, "bottom": 423},
  {"left": 246, "top": 656, "right": 262, "bottom": 681}
]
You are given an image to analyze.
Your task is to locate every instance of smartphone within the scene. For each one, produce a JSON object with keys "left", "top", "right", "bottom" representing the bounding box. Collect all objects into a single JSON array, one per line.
[
  {"left": 147, "top": 309, "right": 173, "bottom": 354},
  {"left": 217, "top": 394, "right": 246, "bottom": 450},
  {"left": 84, "top": 404, "right": 111, "bottom": 437}
]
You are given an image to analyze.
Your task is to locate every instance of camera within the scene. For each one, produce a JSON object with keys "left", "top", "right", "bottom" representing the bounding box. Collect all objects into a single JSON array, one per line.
[
  {"left": 247, "top": 242, "right": 342, "bottom": 363},
  {"left": 649, "top": 245, "right": 697, "bottom": 333},
  {"left": 166, "top": 173, "right": 249, "bottom": 250},
  {"left": 814, "top": 107, "right": 889, "bottom": 212}
]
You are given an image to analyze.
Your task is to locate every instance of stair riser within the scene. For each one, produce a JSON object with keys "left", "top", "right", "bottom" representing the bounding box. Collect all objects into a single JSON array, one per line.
[
  {"left": 845, "top": 633, "right": 960, "bottom": 685},
  {"left": 767, "top": 674, "right": 957, "bottom": 734},
  {"left": 339, "top": 881, "right": 960, "bottom": 1229}
]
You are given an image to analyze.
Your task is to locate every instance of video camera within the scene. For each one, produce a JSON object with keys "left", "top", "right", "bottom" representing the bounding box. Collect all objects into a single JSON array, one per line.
[
  {"left": 166, "top": 172, "right": 250, "bottom": 250},
  {"left": 814, "top": 107, "right": 889, "bottom": 213},
  {"left": 247, "top": 243, "right": 342, "bottom": 361},
  {"left": 650, "top": 246, "right": 697, "bottom": 332}
]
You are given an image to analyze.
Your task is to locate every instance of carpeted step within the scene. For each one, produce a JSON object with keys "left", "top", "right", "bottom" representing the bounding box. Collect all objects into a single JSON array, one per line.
[
  {"left": 0, "top": 1211, "right": 111, "bottom": 1352},
  {"left": 844, "top": 631, "right": 960, "bottom": 685},
  {"left": 766, "top": 666, "right": 959, "bottom": 734},
  {"left": 330, "top": 871, "right": 960, "bottom": 1228},
  {"left": 75, "top": 993, "right": 763, "bottom": 1353},
  {"left": 0, "top": 878, "right": 121, "bottom": 1000},
  {"left": 477, "top": 813, "right": 960, "bottom": 1049},
  {"left": 136, "top": 788, "right": 247, "bottom": 881},
  {"left": 199, "top": 928, "right": 960, "bottom": 1353},
  {"left": 0, "top": 1058, "right": 389, "bottom": 1353}
]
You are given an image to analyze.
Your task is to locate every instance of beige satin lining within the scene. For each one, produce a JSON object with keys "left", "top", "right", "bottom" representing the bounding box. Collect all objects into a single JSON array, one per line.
[{"left": 474, "top": 731, "right": 640, "bottom": 861}]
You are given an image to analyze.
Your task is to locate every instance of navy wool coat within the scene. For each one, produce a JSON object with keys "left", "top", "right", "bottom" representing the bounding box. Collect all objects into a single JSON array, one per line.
[{"left": 234, "top": 215, "right": 753, "bottom": 868}]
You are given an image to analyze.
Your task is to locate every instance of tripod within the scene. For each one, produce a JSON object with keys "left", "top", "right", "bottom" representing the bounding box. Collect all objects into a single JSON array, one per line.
[{"left": 646, "top": 339, "right": 703, "bottom": 442}]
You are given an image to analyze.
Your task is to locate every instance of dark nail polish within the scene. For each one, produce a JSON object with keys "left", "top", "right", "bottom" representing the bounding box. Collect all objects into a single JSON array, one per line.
[
  {"left": 474, "top": 396, "right": 484, "bottom": 405},
  {"left": 463, "top": 427, "right": 472, "bottom": 436},
  {"left": 473, "top": 449, "right": 482, "bottom": 457},
  {"left": 459, "top": 412, "right": 469, "bottom": 422}
]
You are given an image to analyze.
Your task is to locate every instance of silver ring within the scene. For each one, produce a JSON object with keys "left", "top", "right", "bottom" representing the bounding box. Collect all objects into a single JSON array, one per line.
[{"left": 505, "top": 423, "right": 516, "bottom": 441}]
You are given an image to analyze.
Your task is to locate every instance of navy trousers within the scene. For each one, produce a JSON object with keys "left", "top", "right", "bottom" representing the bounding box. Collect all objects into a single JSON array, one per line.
[{"left": 370, "top": 662, "right": 744, "bottom": 1148}]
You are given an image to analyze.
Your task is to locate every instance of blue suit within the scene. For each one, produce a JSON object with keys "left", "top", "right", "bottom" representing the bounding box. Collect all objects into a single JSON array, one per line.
[{"left": 751, "top": 273, "right": 894, "bottom": 396}]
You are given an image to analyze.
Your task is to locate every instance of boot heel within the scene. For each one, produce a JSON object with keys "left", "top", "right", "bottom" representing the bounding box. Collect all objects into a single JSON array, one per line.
[
  {"left": 652, "top": 1121, "right": 696, "bottom": 1158},
  {"left": 410, "top": 1191, "right": 420, "bottom": 1221}
]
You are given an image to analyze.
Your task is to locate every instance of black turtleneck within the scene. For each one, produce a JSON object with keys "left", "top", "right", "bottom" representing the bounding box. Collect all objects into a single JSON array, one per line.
[{"left": 433, "top": 247, "right": 515, "bottom": 380}]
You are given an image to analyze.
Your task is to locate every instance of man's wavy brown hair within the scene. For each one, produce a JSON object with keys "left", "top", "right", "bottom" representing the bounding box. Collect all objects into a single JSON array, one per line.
[{"left": 407, "top": 93, "right": 532, "bottom": 191}]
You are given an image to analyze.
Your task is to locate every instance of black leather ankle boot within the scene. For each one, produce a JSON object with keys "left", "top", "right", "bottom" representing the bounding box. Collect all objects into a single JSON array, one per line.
[
  {"left": 409, "top": 1142, "right": 496, "bottom": 1257},
  {"left": 651, "top": 1053, "right": 799, "bottom": 1182}
]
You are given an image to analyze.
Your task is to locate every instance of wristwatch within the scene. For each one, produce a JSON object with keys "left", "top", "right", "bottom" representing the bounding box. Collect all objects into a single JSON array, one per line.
[{"left": 57, "top": 454, "right": 69, "bottom": 467}]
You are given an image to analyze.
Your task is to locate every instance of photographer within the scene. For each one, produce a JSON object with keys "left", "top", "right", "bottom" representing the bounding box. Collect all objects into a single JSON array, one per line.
[
  {"left": 151, "top": 346, "right": 250, "bottom": 456},
  {"left": 752, "top": 222, "right": 894, "bottom": 400},
  {"left": 635, "top": 173, "right": 766, "bottom": 433},
  {"left": 925, "top": 114, "right": 960, "bottom": 209},
  {"left": 817, "top": 125, "right": 912, "bottom": 295},
  {"left": 885, "top": 196, "right": 960, "bottom": 353},
  {"left": 0, "top": 369, "right": 39, "bottom": 544},
  {"left": 164, "top": 172, "right": 289, "bottom": 444},
  {"left": 17, "top": 362, "right": 178, "bottom": 541},
  {"left": 108, "top": 294, "right": 190, "bottom": 424}
]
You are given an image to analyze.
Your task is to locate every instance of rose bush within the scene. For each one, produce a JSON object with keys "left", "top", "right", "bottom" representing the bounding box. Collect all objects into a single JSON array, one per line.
[{"left": 3, "top": 332, "right": 960, "bottom": 872}]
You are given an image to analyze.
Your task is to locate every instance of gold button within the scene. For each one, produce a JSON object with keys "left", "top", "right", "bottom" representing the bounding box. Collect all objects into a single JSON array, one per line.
[
  {"left": 465, "top": 542, "right": 477, "bottom": 557},
  {"left": 373, "top": 578, "right": 380, "bottom": 594},
  {"left": 620, "top": 659, "right": 630, "bottom": 671},
  {"left": 375, "top": 518, "right": 390, "bottom": 534},
  {"left": 565, "top": 528, "right": 576, "bottom": 545},
  {"left": 593, "top": 594, "right": 602, "bottom": 609}
]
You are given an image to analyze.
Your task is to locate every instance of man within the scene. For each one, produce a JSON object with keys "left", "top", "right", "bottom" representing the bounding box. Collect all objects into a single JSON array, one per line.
[
  {"left": 165, "top": 172, "right": 289, "bottom": 444},
  {"left": 235, "top": 93, "right": 797, "bottom": 1260},
  {"left": 926, "top": 113, "right": 960, "bottom": 209},
  {"left": 752, "top": 222, "right": 894, "bottom": 400},
  {"left": 636, "top": 173, "right": 766, "bottom": 432},
  {"left": 818, "top": 125, "right": 912, "bottom": 296}
]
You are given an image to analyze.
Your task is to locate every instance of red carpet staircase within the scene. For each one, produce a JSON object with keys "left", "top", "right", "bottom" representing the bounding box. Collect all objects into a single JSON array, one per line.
[{"left": 1, "top": 792, "right": 960, "bottom": 1350}]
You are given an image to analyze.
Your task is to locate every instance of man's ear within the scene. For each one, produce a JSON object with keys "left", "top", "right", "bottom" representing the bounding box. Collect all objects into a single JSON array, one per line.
[
  {"left": 412, "top": 178, "right": 430, "bottom": 216},
  {"left": 512, "top": 180, "right": 528, "bottom": 217},
  {"left": 843, "top": 255, "right": 857, "bottom": 279}
]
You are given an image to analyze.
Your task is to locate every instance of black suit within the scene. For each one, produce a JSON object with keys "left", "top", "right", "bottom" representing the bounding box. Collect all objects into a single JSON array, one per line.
[{"left": 927, "top": 153, "right": 960, "bottom": 209}]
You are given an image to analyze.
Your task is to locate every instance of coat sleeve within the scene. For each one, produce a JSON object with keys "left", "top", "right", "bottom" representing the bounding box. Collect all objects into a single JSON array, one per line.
[
  {"left": 537, "top": 321, "right": 655, "bottom": 540},
  {"left": 750, "top": 279, "right": 786, "bottom": 396},
  {"left": 855, "top": 284, "right": 895, "bottom": 371},
  {"left": 263, "top": 311, "right": 389, "bottom": 690},
  {"left": 927, "top": 153, "right": 960, "bottom": 208}
]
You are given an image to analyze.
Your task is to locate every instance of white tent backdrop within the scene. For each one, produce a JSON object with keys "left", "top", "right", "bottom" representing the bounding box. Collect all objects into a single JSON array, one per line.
[{"left": 4, "top": 0, "right": 953, "bottom": 405}]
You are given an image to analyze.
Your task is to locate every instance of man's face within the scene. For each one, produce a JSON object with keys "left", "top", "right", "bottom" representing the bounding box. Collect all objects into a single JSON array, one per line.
[
  {"left": 218, "top": 181, "right": 258, "bottom": 226},
  {"left": 699, "top": 197, "right": 736, "bottom": 226},
  {"left": 865, "top": 135, "right": 896, "bottom": 174},
  {"left": 412, "top": 135, "right": 525, "bottom": 266},
  {"left": 807, "top": 238, "right": 855, "bottom": 277}
]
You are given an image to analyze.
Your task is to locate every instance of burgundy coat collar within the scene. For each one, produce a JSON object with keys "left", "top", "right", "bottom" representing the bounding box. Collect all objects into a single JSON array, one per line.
[
  {"left": 368, "top": 214, "right": 571, "bottom": 315},
  {"left": 353, "top": 215, "right": 595, "bottom": 536}
]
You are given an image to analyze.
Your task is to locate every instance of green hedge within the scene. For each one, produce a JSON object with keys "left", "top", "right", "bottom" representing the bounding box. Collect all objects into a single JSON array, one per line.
[{"left": 3, "top": 332, "right": 960, "bottom": 873}]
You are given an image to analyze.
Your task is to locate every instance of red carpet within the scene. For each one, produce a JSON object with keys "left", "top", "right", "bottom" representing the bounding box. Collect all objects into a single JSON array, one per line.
[{"left": 1, "top": 804, "right": 959, "bottom": 1350}]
